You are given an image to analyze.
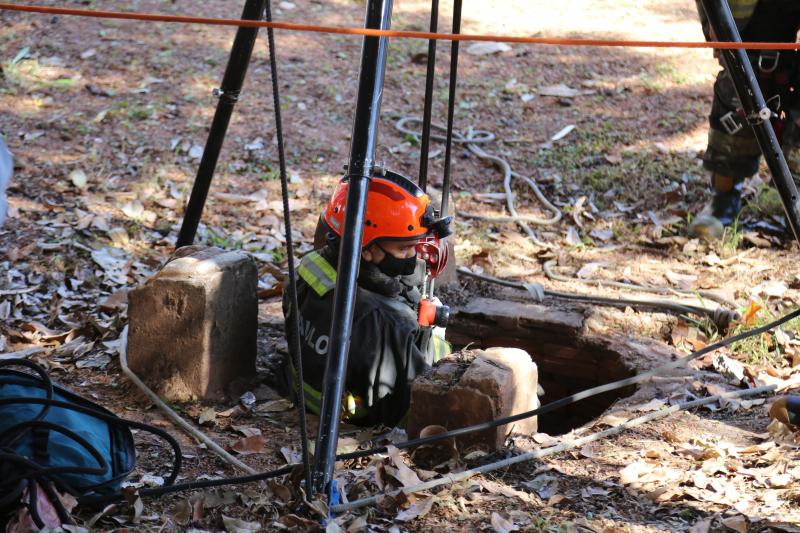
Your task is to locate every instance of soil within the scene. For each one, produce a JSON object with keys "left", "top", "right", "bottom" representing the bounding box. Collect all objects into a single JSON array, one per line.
[{"left": 2, "top": 1, "right": 800, "bottom": 532}]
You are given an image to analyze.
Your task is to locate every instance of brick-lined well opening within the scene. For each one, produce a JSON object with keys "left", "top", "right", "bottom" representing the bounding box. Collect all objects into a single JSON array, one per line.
[{"left": 447, "top": 297, "right": 638, "bottom": 435}]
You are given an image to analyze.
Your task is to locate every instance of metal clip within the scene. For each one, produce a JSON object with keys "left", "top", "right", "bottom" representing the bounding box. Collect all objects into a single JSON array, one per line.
[
  {"left": 758, "top": 51, "right": 780, "bottom": 74},
  {"left": 212, "top": 88, "right": 240, "bottom": 103},
  {"left": 720, "top": 111, "right": 743, "bottom": 135}
]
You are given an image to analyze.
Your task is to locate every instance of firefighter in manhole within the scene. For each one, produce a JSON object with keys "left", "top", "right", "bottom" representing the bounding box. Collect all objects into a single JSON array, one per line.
[{"left": 283, "top": 169, "right": 453, "bottom": 427}]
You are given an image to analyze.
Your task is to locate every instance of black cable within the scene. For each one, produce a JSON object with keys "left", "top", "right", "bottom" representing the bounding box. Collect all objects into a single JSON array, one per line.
[
  {"left": 264, "top": 0, "right": 313, "bottom": 494},
  {"left": 81, "top": 465, "right": 295, "bottom": 505},
  {"left": 417, "top": 0, "right": 439, "bottom": 192},
  {"left": 440, "top": 0, "right": 462, "bottom": 217}
]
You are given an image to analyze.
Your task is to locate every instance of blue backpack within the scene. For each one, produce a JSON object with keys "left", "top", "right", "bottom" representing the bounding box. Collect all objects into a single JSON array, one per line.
[{"left": 0, "top": 359, "right": 181, "bottom": 527}]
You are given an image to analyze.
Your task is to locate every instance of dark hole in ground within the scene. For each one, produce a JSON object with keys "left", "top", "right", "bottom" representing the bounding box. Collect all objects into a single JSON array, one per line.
[{"left": 447, "top": 297, "right": 638, "bottom": 435}]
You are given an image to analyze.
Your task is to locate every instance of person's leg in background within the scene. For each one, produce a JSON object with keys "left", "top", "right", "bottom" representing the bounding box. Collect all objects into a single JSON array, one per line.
[{"left": 690, "top": 0, "right": 800, "bottom": 239}]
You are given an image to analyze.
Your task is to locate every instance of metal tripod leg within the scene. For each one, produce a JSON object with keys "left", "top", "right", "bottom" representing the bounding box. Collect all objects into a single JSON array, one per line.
[
  {"left": 310, "top": 0, "right": 393, "bottom": 499},
  {"left": 698, "top": 0, "right": 800, "bottom": 244},
  {"left": 176, "top": 0, "right": 267, "bottom": 248}
]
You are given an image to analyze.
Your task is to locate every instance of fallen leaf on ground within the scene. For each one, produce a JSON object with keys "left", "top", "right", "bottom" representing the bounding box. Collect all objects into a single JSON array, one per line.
[
  {"left": 231, "top": 435, "right": 267, "bottom": 455},
  {"left": 490, "top": 512, "right": 518, "bottom": 533},
  {"left": 477, "top": 478, "right": 534, "bottom": 503},
  {"left": 465, "top": 42, "right": 511, "bottom": 56},
  {"left": 395, "top": 495, "right": 434, "bottom": 521},
  {"left": 538, "top": 84, "right": 587, "bottom": 98},
  {"left": 232, "top": 426, "right": 262, "bottom": 438},
  {"left": 576, "top": 262, "right": 606, "bottom": 279},
  {"left": 222, "top": 515, "right": 261, "bottom": 533},
  {"left": 198, "top": 407, "right": 217, "bottom": 426},
  {"left": 720, "top": 514, "right": 748, "bottom": 533},
  {"left": 688, "top": 518, "right": 712, "bottom": 533},
  {"left": 631, "top": 398, "right": 667, "bottom": 412},
  {"left": 742, "top": 300, "right": 762, "bottom": 325},
  {"left": 386, "top": 445, "right": 423, "bottom": 487},
  {"left": 619, "top": 461, "right": 649, "bottom": 484}
]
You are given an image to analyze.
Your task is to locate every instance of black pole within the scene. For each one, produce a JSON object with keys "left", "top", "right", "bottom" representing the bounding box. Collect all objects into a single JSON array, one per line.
[
  {"left": 417, "top": 0, "right": 439, "bottom": 191},
  {"left": 699, "top": 0, "right": 800, "bottom": 244},
  {"left": 440, "top": 0, "right": 462, "bottom": 217},
  {"left": 311, "top": 0, "right": 393, "bottom": 497},
  {"left": 176, "top": 0, "right": 267, "bottom": 248}
]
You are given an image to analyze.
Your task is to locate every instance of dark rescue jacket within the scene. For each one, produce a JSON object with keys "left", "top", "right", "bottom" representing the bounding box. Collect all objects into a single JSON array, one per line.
[{"left": 283, "top": 245, "right": 449, "bottom": 427}]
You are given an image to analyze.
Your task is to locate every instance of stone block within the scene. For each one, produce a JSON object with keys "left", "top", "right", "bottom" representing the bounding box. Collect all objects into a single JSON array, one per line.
[
  {"left": 407, "top": 347, "right": 539, "bottom": 451},
  {"left": 127, "top": 247, "right": 257, "bottom": 402}
]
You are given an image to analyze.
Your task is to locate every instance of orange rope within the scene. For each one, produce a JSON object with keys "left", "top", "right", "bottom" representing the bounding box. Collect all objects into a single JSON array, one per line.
[{"left": 2, "top": 2, "right": 800, "bottom": 50}]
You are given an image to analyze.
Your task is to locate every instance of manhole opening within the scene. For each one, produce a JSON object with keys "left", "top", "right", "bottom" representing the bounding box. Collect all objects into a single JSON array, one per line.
[{"left": 448, "top": 298, "right": 638, "bottom": 436}]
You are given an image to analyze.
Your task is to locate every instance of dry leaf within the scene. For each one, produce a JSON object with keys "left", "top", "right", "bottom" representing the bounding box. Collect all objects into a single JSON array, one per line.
[
  {"left": 231, "top": 435, "right": 267, "bottom": 455},
  {"left": 347, "top": 515, "right": 368, "bottom": 533},
  {"left": 595, "top": 413, "right": 628, "bottom": 427},
  {"left": 632, "top": 398, "right": 667, "bottom": 412},
  {"left": 395, "top": 495, "right": 434, "bottom": 521},
  {"left": 619, "top": 461, "right": 649, "bottom": 484},
  {"left": 720, "top": 514, "right": 748, "bottom": 533},
  {"left": 222, "top": 515, "right": 261, "bottom": 532},
  {"left": 477, "top": 479, "right": 534, "bottom": 503},
  {"left": 465, "top": 42, "right": 511, "bottom": 56},
  {"left": 688, "top": 518, "right": 712, "bottom": 533},
  {"left": 268, "top": 480, "right": 292, "bottom": 503},
  {"left": 491, "top": 512, "right": 518, "bottom": 533},
  {"left": 198, "top": 407, "right": 217, "bottom": 426},
  {"left": 386, "top": 445, "right": 423, "bottom": 487},
  {"left": 665, "top": 270, "right": 697, "bottom": 290},
  {"left": 538, "top": 84, "right": 590, "bottom": 98},
  {"left": 742, "top": 301, "right": 762, "bottom": 325},
  {"left": 232, "top": 426, "right": 262, "bottom": 438}
]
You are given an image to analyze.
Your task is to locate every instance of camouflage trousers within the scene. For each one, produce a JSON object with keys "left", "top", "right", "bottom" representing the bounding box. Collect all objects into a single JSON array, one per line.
[{"left": 696, "top": 0, "right": 800, "bottom": 179}]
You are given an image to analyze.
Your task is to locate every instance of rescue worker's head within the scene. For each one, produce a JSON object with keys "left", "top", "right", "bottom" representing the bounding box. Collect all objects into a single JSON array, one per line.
[{"left": 323, "top": 170, "right": 451, "bottom": 277}]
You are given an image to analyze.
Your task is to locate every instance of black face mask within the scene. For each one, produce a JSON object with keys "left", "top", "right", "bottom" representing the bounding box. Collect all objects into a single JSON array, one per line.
[{"left": 375, "top": 244, "right": 418, "bottom": 277}]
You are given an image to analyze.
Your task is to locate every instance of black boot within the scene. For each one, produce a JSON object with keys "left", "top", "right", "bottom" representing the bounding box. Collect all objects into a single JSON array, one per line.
[{"left": 689, "top": 174, "right": 744, "bottom": 239}]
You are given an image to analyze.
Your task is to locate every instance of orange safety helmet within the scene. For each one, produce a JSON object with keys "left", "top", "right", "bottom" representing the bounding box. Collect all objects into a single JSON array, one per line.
[{"left": 324, "top": 170, "right": 447, "bottom": 248}]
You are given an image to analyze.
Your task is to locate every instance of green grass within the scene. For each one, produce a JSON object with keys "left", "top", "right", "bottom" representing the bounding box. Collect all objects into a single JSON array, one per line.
[
  {"left": 728, "top": 303, "right": 800, "bottom": 366},
  {"left": 718, "top": 217, "right": 742, "bottom": 256}
]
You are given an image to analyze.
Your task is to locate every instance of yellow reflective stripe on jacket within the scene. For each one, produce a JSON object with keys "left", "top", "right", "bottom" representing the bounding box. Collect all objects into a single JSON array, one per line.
[
  {"left": 291, "top": 366, "right": 367, "bottom": 420},
  {"left": 431, "top": 335, "right": 451, "bottom": 362},
  {"left": 291, "top": 366, "right": 323, "bottom": 414},
  {"left": 728, "top": 0, "right": 757, "bottom": 20},
  {"left": 298, "top": 251, "right": 337, "bottom": 297}
]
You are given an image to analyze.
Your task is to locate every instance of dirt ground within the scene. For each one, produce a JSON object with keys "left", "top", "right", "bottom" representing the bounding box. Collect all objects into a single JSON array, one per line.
[{"left": 2, "top": 0, "right": 800, "bottom": 531}]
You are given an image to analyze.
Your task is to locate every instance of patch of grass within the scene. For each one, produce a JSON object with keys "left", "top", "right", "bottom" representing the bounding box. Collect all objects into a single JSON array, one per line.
[
  {"left": 718, "top": 217, "right": 742, "bottom": 256},
  {"left": 204, "top": 230, "right": 244, "bottom": 250},
  {"left": 728, "top": 303, "right": 800, "bottom": 366},
  {"left": 261, "top": 167, "right": 280, "bottom": 181},
  {"left": 748, "top": 186, "right": 783, "bottom": 217},
  {"left": 271, "top": 248, "right": 287, "bottom": 263}
]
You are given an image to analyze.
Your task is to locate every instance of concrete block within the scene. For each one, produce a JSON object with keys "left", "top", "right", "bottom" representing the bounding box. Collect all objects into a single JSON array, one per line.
[
  {"left": 127, "top": 247, "right": 257, "bottom": 402},
  {"left": 407, "top": 347, "right": 539, "bottom": 451}
]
